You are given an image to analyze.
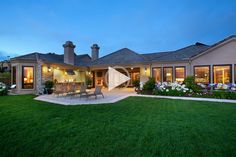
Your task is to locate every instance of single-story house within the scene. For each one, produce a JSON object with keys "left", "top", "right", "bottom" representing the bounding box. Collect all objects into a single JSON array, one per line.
[{"left": 10, "top": 35, "right": 236, "bottom": 94}]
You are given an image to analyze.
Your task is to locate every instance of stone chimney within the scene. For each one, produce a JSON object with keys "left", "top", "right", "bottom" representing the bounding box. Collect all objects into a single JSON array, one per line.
[
  {"left": 63, "top": 41, "right": 76, "bottom": 65},
  {"left": 91, "top": 44, "right": 100, "bottom": 61}
]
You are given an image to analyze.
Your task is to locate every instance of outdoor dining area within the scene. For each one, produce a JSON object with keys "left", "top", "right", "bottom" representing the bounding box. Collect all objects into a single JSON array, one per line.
[{"left": 53, "top": 83, "right": 104, "bottom": 99}]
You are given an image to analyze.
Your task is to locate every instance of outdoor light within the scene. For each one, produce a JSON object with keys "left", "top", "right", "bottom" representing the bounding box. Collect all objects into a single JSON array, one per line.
[
  {"left": 57, "top": 67, "right": 60, "bottom": 70},
  {"left": 131, "top": 67, "right": 133, "bottom": 70},
  {"left": 166, "top": 73, "right": 171, "bottom": 76},
  {"left": 144, "top": 68, "right": 147, "bottom": 73},
  {"left": 48, "top": 67, "right": 52, "bottom": 72},
  {"left": 88, "top": 72, "right": 91, "bottom": 75}
]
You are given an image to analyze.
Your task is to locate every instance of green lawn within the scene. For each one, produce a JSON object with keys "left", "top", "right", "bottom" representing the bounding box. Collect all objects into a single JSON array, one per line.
[{"left": 0, "top": 95, "right": 236, "bottom": 157}]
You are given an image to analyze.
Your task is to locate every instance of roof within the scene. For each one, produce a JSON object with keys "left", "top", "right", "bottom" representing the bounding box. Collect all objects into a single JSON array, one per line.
[
  {"left": 10, "top": 35, "right": 236, "bottom": 66},
  {"left": 11, "top": 52, "right": 91, "bottom": 66},
  {"left": 142, "top": 43, "right": 210, "bottom": 62},
  {"left": 90, "top": 48, "right": 146, "bottom": 66}
]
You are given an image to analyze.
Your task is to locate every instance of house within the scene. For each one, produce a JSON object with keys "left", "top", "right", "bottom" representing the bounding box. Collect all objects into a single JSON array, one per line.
[
  {"left": 0, "top": 60, "right": 11, "bottom": 72},
  {"left": 10, "top": 35, "right": 236, "bottom": 94}
]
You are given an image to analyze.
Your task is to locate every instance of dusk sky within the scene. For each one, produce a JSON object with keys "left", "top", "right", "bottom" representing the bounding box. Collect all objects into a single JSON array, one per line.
[{"left": 0, "top": 0, "right": 236, "bottom": 60}]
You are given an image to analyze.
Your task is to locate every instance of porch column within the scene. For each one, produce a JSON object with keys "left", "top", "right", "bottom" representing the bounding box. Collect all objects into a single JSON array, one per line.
[
  {"left": 36, "top": 62, "right": 43, "bottom": 94},
  {"left": 232, "top": 64, "right": 235, "bottom": 84},
  {"left": 210, "top": 64, "right": 213, "bottom": 84}
]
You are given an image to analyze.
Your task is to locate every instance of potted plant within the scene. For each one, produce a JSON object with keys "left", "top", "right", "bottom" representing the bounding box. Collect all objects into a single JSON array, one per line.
[
  {"left": 132, "top": 80, "right": 140, "bottom": 93},
  {"left": 86, "top": 77, "right": 92, "bottom": 89},
  {"left": 44, "top": 80, "right": 54, "bottom": 94}
]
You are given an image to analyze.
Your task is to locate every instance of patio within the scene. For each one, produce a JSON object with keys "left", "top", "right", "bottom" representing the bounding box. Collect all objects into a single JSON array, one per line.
[{"left": 35, "top": 88, "right": 136, "bottom": 105}]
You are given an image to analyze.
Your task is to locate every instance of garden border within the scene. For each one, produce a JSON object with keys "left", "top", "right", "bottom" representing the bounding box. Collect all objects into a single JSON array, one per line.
[{"left": 136, "top": 94, "right": 236, "bottom": 103}]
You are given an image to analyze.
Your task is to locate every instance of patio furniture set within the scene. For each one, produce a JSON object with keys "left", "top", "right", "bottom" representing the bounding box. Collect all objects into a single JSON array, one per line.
[{"left": 53, "top": 83, "right": 104, "bottom": 99}]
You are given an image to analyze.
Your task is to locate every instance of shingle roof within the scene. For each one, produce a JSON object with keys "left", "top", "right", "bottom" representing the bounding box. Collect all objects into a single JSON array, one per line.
[
  {"left": 91, "top": 48, "right": 146, "bottom": 66},
  {"left": 142, "top": 43, "right": 210, "bottom": 62},
  {"left": 11, "top": 52, "right": 91, "bottom": 66}
]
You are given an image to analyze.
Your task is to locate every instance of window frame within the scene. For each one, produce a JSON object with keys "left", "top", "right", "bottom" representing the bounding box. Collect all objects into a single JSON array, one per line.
[
  {"left": 152, "top": 67, "right": 162, "bottom": 83},
  {"left": 174, "top": 66, "right": 186, "bottom": 83},
  {"left": 235, "top": 64, "right": 236, "bottom": 84},
  {"left": 213, "top": 64, "right": 232, "bottom": 84},
  {"left": 12, "top": 66, "right": 16, "bottom": 85},
  {"left": 163, "top": 67, "right": 173, "bottom": 82},
  {"left": 193, "top": 65, "right": 211, "bottom": 84},
  {"left": 22, "top": 66, "right": 34, "bottom": 89}
]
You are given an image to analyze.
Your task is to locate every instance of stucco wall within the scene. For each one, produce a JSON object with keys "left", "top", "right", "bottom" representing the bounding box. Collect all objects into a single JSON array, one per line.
[{"left": 191, "top": 40, "right": 236, "bottom": 83}]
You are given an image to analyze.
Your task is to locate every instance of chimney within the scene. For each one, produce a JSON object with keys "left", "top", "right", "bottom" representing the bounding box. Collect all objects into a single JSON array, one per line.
[
  {"left": 63, "top": 41, "right": 76, "bottom": 65},
  {"left": 91, "top": 44, "right": 100, "bottom": 61}
]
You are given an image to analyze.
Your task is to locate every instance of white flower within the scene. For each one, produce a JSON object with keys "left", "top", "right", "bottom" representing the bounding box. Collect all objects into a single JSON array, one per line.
[{"left": 166, "top": 89, "right": 169, "bottom": 92}]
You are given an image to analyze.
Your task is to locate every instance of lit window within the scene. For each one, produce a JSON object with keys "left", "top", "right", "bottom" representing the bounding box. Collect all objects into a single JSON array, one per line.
[
  {"left": 22, "top": 66, "right": 34, "bottom": 89},
  {"left": 194, "top": 66, "right": 210, "bottom": 84},
  {"left": 235, "top": 65, "right": 236, "bottom": 84},
  {"left": 163, "top": 67, "right": 173, "bottom": 82},
  {"left": 175, "top": 67, "right": 185, "bottom": 83},
  {"left": 152, "top": 67, "right": 162, "bottom": 83},
  {"left": 213, "top": 65, "right": 231, "bottom": 84}
]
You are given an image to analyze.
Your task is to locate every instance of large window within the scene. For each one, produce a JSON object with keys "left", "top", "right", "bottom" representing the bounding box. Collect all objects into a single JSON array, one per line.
[
  {"left": 22, "top": 66, "right": 34, "bottom": 89},
  {"left": 194, "top": 66, "right": 210, "bottom": 84},
  {"left": 213, "top": 65, "right": 231, "bottom": 84},
  {"left": 175, "top": 67, "right": 185, "bottom": 83},
  {"left": 163, "top": 67, "right": 173, "bottom": 82},
  {"left": 12, "top": 66, "right": 16, "bottom": 85},
  {"left": 235, "top": 64, "right": 236, "bottom": 84},
  {"left": 152, "top": 67, "right": 162, "bottom": 83}
]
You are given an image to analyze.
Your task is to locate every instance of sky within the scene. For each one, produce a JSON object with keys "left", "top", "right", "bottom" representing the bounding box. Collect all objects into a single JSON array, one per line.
[{"left": 0, "top": 0, "right": 236, "bottom": 60}]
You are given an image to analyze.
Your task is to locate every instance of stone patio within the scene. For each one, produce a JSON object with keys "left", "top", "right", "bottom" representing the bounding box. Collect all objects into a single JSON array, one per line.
[{"left": 35, "top": 88, "right": 137, "bottom": 105}]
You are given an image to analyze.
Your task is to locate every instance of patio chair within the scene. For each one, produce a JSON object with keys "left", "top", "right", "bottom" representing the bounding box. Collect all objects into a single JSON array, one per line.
[
  {"left": 77, "top": 84, "right": 88, "bottom": 98},
  {"left": 53, "top": 84, "right": 65, "bottom": 97},
  {"left": 86, "top": 86, "right": 104, "bottom": 99}
]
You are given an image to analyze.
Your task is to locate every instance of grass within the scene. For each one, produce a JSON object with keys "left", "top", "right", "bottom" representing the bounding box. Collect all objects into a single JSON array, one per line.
[{"left": 0, "top": 95, "right": 236, "bottom": 157}]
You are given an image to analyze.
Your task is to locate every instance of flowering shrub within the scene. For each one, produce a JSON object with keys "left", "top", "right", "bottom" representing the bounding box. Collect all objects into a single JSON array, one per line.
[
  {"left": 154, "top": 82, "right": 193, "bottom": 96},
  {"left": 152, "top": 81, "right": 236, "bottom": 100},
  {"left": 0, "top": 82, "right": 8, "bottom": 96}
]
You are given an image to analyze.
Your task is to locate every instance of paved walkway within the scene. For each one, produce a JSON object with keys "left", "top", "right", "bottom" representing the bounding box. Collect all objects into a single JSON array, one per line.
[{"left": 35, "top": 88, "right": 236, "bottom": 105}]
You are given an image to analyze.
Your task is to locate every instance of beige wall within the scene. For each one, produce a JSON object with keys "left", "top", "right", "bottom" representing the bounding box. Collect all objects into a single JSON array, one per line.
[
  {"left": 191, "top": 39, "right": 236, "bottom": 83},
  {"left": 11, "top": 62, "right": 38, "bottom": 94}
]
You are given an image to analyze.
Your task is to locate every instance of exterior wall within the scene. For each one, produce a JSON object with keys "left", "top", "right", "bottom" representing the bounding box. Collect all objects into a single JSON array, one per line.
[
  {"left": 151, "top": 62, "right": 190, "bottom": 82},
  {"left": 11, "top": 62, "right": 38, "bottom": 94},
  {"left": 140, "top": 65, "right": 151, "bottom": 84},
  {"left": 42, "top": 66, "right": 53, "bottom": 85},
  {"left": 191, "top": 40, "right": 236, "bottom": 83}
]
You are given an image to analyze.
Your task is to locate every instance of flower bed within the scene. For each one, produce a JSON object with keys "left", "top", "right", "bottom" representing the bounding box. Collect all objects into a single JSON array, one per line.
[{"left": 140, "top": 77, "right": 236, "bottom": 100}]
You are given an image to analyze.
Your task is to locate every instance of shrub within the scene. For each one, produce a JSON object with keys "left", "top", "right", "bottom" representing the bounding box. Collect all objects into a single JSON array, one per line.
[
  {"left": 132, "top": 80, "right": 140, "bottom": 88},
  {"left": 44, "top": 80, "right": 54, "bottom": 89},
  {"left": 183, "top": 76, "right": 200, "bottom": 92},
  {"left": 44, "top": 80, "right": 54, "bottom": 94},
  {"left": 0, "top": 82, "right": 8, "bottom": 96},
  {"left": 142, "top": 77, "right": 156, "bottom": 91}
]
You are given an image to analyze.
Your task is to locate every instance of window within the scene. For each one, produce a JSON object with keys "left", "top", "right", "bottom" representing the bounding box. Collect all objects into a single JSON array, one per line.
[
  {"left": 22, "top": 66, "right": 34, "bottom": 89},
  {"left": 175, "top": 67, "right": 185, "bottom": 83},
  {"left": 194, "top": 66, "right": 210, "bottom": 84},
  {"left": 235, "top": 65, "right": 236, "bottom": 83},
  {"left": 152, "top": 67, "right": 162, "bottom": 83},
  {"left": 12, "top": 66, "right": 16, "bottom": 85},
  {"left": 213, "top": 65, "right": 231, "bottom": 84},
  {"left": 163, "top": 67, "right": 173, "bottom": 82}
]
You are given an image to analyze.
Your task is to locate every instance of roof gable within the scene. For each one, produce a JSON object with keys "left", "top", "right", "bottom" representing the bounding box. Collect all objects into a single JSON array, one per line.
[{"left": 91, "top": 48, "right": 145, "bottom": 66}]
